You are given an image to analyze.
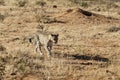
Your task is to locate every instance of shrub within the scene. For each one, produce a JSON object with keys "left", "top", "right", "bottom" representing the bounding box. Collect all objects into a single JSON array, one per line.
[
  {"left": 107, "top": 26, "right": 120, "bottom": 32},
  {"left": 16, "top": 0, "right": 27, "bottom": 7},
  {"left": 69, "top": 0, "right": 79, "bottom": 4},
  {"left": 0, "top": 44, "right": 6, "bottom": 51},
  {"left": 0, "top": 14, "right": 5, "bottom": 22},
  {"left": 0, "top": 0, "right": 5, "bottom": 6},
  {"left": 69, "top": 0, "right": 89, "bottom": 8},
  {"left": 81, "top": 2, "right": 89, "bottom": 8},
  {"left": 36, "top": 0, "right": 46, "bottom": 7}
]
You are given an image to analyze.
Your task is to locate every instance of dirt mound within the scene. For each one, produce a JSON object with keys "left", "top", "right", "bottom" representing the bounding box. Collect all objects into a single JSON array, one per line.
[
  {"left": 63, "top": 8, "right": 94, "bottom": 17},
  {"left": 56, "top": 8, "right": 118, "bottom": 24}
]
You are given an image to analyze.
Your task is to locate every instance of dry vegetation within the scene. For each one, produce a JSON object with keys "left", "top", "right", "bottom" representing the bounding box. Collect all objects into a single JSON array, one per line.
[{"left": 0, "top": 0, "right": 120, "bottom": 80}]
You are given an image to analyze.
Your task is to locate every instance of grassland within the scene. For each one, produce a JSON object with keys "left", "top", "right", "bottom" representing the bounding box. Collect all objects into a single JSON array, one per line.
[{"left": 0, "top": 0, "right": 120, "bottom": 80}]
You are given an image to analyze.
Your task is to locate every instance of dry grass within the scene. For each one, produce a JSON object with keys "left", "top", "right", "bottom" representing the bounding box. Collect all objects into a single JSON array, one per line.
[{"left": 0, "top": 0, "right": 120, "bottom": 80}]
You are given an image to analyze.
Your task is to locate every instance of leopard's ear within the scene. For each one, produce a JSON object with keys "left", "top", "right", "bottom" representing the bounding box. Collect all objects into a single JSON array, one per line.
[
  {"left": 51, "top": 34, "right": 59, "bottom": 36},
  {"left": 51, "top": 34, "right": 54, "bottom": 36},
  {"left": 29, "top": 38, "right": 32, "bottom": 43}
]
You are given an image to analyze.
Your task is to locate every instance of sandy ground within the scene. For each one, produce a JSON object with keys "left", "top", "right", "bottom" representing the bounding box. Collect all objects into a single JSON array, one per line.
[{"left": 0, "top": 0, "right": 120, "bottom": 80}]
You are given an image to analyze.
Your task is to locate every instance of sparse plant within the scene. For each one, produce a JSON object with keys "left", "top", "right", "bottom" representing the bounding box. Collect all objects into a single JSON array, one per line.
[
  {"left": 81, "top": 2, "right": 89, "bottom": 8},
  {"left": 0, "top": 14, "right": 5, "bottom": 22},
  {"left": 69, "top": 0, "right": 80, "bottom": 4},
  {"left": 69, "top": 0, "right": 89, "bottom": 8},
  {"left": 0, "top": 64, "right": 5, "bottom": 80},
  {"left": 41, "top": 15, "right": 57, "bottom": 23},
  {"left": 0, "top": 44, "right": 6, "bottom": 51},
  {"left": 34, "top": 0, "right": 47, "bottom": 30},
  {"left": 107, "top": 26, "right": 120, "bottom": 32},
  {"left": 36, "top": 0, "right": 46, "bottom": 7},
  {"left": 16, "top": 0, "right": 27, "bottom": 7},
  {"left": 0, "top": 0, "right": 5, "bottom": 6}
]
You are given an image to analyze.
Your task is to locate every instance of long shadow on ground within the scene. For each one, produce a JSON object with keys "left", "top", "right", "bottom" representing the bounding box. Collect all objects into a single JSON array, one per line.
[{"left": 52, "top": 52, "right": 109, "bottom": 62}]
